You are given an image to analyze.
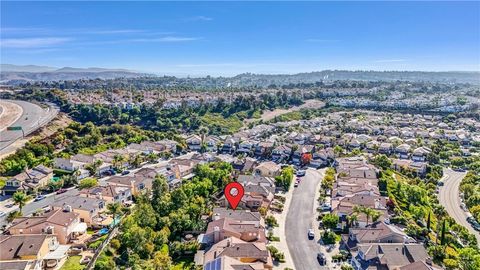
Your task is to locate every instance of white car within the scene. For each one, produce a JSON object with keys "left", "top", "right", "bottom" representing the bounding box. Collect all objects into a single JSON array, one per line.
[
  {"left": 308, "top": 229, "right": 315, "bottom": 239},
  {"left": 0, "top": 211, "right": 6, "bottom": 218},
  {"left": 296, "top": 170, "right": 306, "bottom": 177}
]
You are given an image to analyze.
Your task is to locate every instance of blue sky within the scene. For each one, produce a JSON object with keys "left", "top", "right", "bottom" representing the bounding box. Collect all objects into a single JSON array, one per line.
[{"left": 1, "top": 1, "right": 479, "bottom": 76}]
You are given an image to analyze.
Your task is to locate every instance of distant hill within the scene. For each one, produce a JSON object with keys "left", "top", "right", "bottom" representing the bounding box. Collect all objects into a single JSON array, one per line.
[
  {"left": 1, "top": 65, "right": 479, "bottom": 85},
  {"left": 0, "top": 64, "right": 148, "bottom": 84},
  {"left": 227, "top": 70, "right": 480, "bottom": 86},
  {"left": 1, "top": 64, "right": 57, "bottom": 73}
]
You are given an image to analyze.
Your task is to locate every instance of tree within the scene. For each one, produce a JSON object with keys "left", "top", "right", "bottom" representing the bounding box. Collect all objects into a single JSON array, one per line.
[
  {"left": 347, "top": 213, "right": 358, "bottom": 229},
  {"left": 152, "top": 250, "right": 172, "bottom": 270},
  {"left": 266, "top": 215, "right": 279, "bottom": 227},
  {"left": 6, "top": 210, "right": 21, "bottom": 222},
  {"left": 322, "top": 213, "right": 339, "bottom": 230},
  {"left": 459, "top": 247, "right": 480, "bottom": 270},
  {"left": 62, "top": 173, "right": 78, "bottom": 187},
  {"left": 426, "top": 212, "right": 431, "bottom": 231},
  {"left": 79, "top": 178, "right": 98, "bottom": 189},
  {"left": 107, "top": 202, "right": 122, "bottom": 227},
  {"left": 440, "top": 219, "right": 447, "bottom": 245},
  {"left": 373, "top": 154, "right": 392, "bottom": 170},
  {"left": 12, "top": 191, "right": 29, "bottom": 214}
]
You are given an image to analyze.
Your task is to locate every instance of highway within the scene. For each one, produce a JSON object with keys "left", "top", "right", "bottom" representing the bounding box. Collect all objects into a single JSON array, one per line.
[
  {"left": 285, "top": 169, "right": 327, "bottom": 270},
  {"left": 0, "top": 99, "right": 58, "bottom": 153},
  {"left": 438, "top": 168, "right": 480, "bottom": 244}
]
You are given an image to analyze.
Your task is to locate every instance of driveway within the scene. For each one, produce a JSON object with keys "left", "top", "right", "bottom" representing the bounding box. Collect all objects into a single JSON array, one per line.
[
  {"left": 285, "top": 168, "right": 328, "bottom": 270},
  {"left": 438, "top": 168, "right": 480, "bottom": 244}
]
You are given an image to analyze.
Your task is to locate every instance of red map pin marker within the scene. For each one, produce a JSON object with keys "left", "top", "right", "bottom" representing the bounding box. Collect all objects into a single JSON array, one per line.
[{"left": 224, "top": 182, "right": 244, "bottom": 210}]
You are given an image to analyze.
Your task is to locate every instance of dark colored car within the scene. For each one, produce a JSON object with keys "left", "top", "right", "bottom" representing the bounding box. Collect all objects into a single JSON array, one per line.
[
  {"left": 121, "top": 170, "right": 131, "bottom": 175},
  {"left": 467, "top": 216, "right": 475, "bottom": 224},
  {"left": 471, "top": 221, "right": 480, "bottom": 231},
  {"left": 317, "top": 253, "right": 326, "bottom": 266},
  {"left": 56, "top": 188, "right": 68, "bottom": 194}
]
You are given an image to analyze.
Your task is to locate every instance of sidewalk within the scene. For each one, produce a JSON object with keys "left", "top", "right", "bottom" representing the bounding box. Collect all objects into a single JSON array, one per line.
[
  {"left": 269, "top": 185, "right": 295, "bottom": 269},
  {"left": 312, "top": 168, "right": 338, "bottom": 269}
]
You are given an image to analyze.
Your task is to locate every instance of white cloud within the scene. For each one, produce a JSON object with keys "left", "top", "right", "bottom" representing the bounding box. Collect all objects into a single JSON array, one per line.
[
  {"left": 186, "top": 16, "right": 213, "bottom": 21},
  {"left": 83, "top": 29, "right": 147, "bottom": 34},
  {"left": 130, "top": 36, "right": 202, "bottom": 42},
  {"left": 0, "top": 37, "right": 72, "bottom": 48},
  {"left": 305, "top": 39, "right": 340, "bottom": 43},
  {"left": 373, "top": 59, "right": 408, "bottom": 63}
]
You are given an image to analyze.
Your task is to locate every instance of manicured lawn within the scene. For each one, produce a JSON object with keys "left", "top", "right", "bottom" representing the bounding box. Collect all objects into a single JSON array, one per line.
[{"left": 61, "top": 256, "right": 85, "bottom": 270}]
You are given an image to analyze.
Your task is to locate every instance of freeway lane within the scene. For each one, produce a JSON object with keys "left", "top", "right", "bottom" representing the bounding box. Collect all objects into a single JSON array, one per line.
[
  {"left": 0, "top": 99, "right": 58, "bottom": 152},
  {"left": 286, "top": 169, "right": 327, "bottom": 270},
  {"left": 438, "top": 168, "right": 480, "bottom": 244}
]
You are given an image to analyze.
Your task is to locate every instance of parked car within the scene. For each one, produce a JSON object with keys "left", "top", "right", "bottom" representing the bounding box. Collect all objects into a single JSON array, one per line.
[
  {"left": 319, "top": 203, "right": 331, "bottom": 211},
  {"left": 296, "top": 170, "right": 306, "bottom": 177},
  {"left": 5, "top": 203, "right": 14, "bottom": 208},
  {"left": 0, "top": 211, "right": 5, "bottom": 217},
  {"left": 308, "top": 229, "right": 315, "bottom": 239},
  {"left": 121, "top": 170, "right": 131, "bottom": 175},
  {"left": 294, "top": 181, "right": 299, "bottom": 188},
  {"left": 56, "top": 188, "right": 68, "bottom": 194},
  {"left": 317, "top": 252, "right": 326, "bottom": 266},
  {"left": 467, "top": 216, "right": 475, "bottom": 224},
  {"left": 461, "top": 203, "right": 467, "bottom": 211},
  {"left": 471, "top": 222, "right": 480, "bottom": 231},
  {"left": 34, "top": 195, "right": 47, "bottom": 201}
]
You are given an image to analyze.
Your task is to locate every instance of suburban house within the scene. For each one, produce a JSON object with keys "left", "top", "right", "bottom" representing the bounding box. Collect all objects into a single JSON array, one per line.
[
  {"left": 79, "top": 184, "right": 132, "bottom": 204},
  {"left": 379, "top": 143, "right": 393, "bottom": 154},
  {"left": 0, "top": 234, "right": 69, "bottom": 270},
  {"left": 106, "top": 173, "right": 155, "bottom": 196},
  {"left": 395, "top": 144, "right": 412, "bottom": 159},
  {"left": 352, "top": 243, "right": 431, "bottom": 270},
  {"left": 412, "top": 147, "right": 432, "bottom": 162},
  {"left": 271, "top": 145, "right": 291, "bottom": 161},
  {"left": 186, "top": 135, "right": 202, "bottom": 151},
  {"left": 254, "top": 161, "right": 281, "bottom": 177},
  {"left": 203, "top": 216, "right": 266, "bottom": 244},
  {"left": 254, "top": 141, "right": 274, "bottom": 158},
  {"left": 392, "top": 159, "right": 427, "bottom": 176},
  {"left": 232, "top": 158, "right": 258, "bottom": 175},
  {"left": 201, "top": 237, "right": 273, "bottom": 270},
  {"left": 2, "top": 165, "right": 53, "bottom": 195},
  {"left": 233, "top": 175, "right": 276, "bottom": 210},
  {"left": 204, "top": 136, "right": 221, "bottom": 152},
  {"left": 51, "top": 196, "right": 105, "bottom": 226},
  {"left": 341, "top": 222, "right": 410, "bottom": 251},
  {"left": 7, "top": 208, "right": 86, "bottom": 245},
  {"left": 292, "top": 145, "right": 315, "bottom": 165}
]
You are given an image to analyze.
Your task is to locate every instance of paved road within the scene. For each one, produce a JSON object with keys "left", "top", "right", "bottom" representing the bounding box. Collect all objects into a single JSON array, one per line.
[
  {"left": 0, "top": 99, "right": 58, "bottom": 152},
  {"left": 438, "top": 168, "right": 480, "bottom": 244},
  {"left": 286, "top": 169, "right": 327, "bottom": 270},
  {"left": 0, "top": 188, "right": 78, "bottom": 227}
]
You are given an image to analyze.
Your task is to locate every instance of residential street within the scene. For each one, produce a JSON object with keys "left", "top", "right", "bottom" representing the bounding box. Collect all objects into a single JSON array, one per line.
[
  {"left": 286, "top": 168, "right": 327, "bottom": 270},
  {"left": 0, "top": 188, "right": 78, "bottom": 227},
  {"left": 438, "top": 168, "right": 480, "bottom": 244}
]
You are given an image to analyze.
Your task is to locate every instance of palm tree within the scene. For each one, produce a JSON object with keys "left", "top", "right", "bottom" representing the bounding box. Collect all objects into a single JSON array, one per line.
[
  {"left": 113, "top": 154, "right": 125, "bottom": 170},
  {"left": 107, "top": 202, "right": 123, "bottom": 227},
  {"left": 371, "top": 210, "right": 381, "bottom": 224},
  {"left": 347, "top": 214, "right": 358, "bottom": 229},
  {"left": 12, "top": 191, "right": 29, "bottom": 214}
]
